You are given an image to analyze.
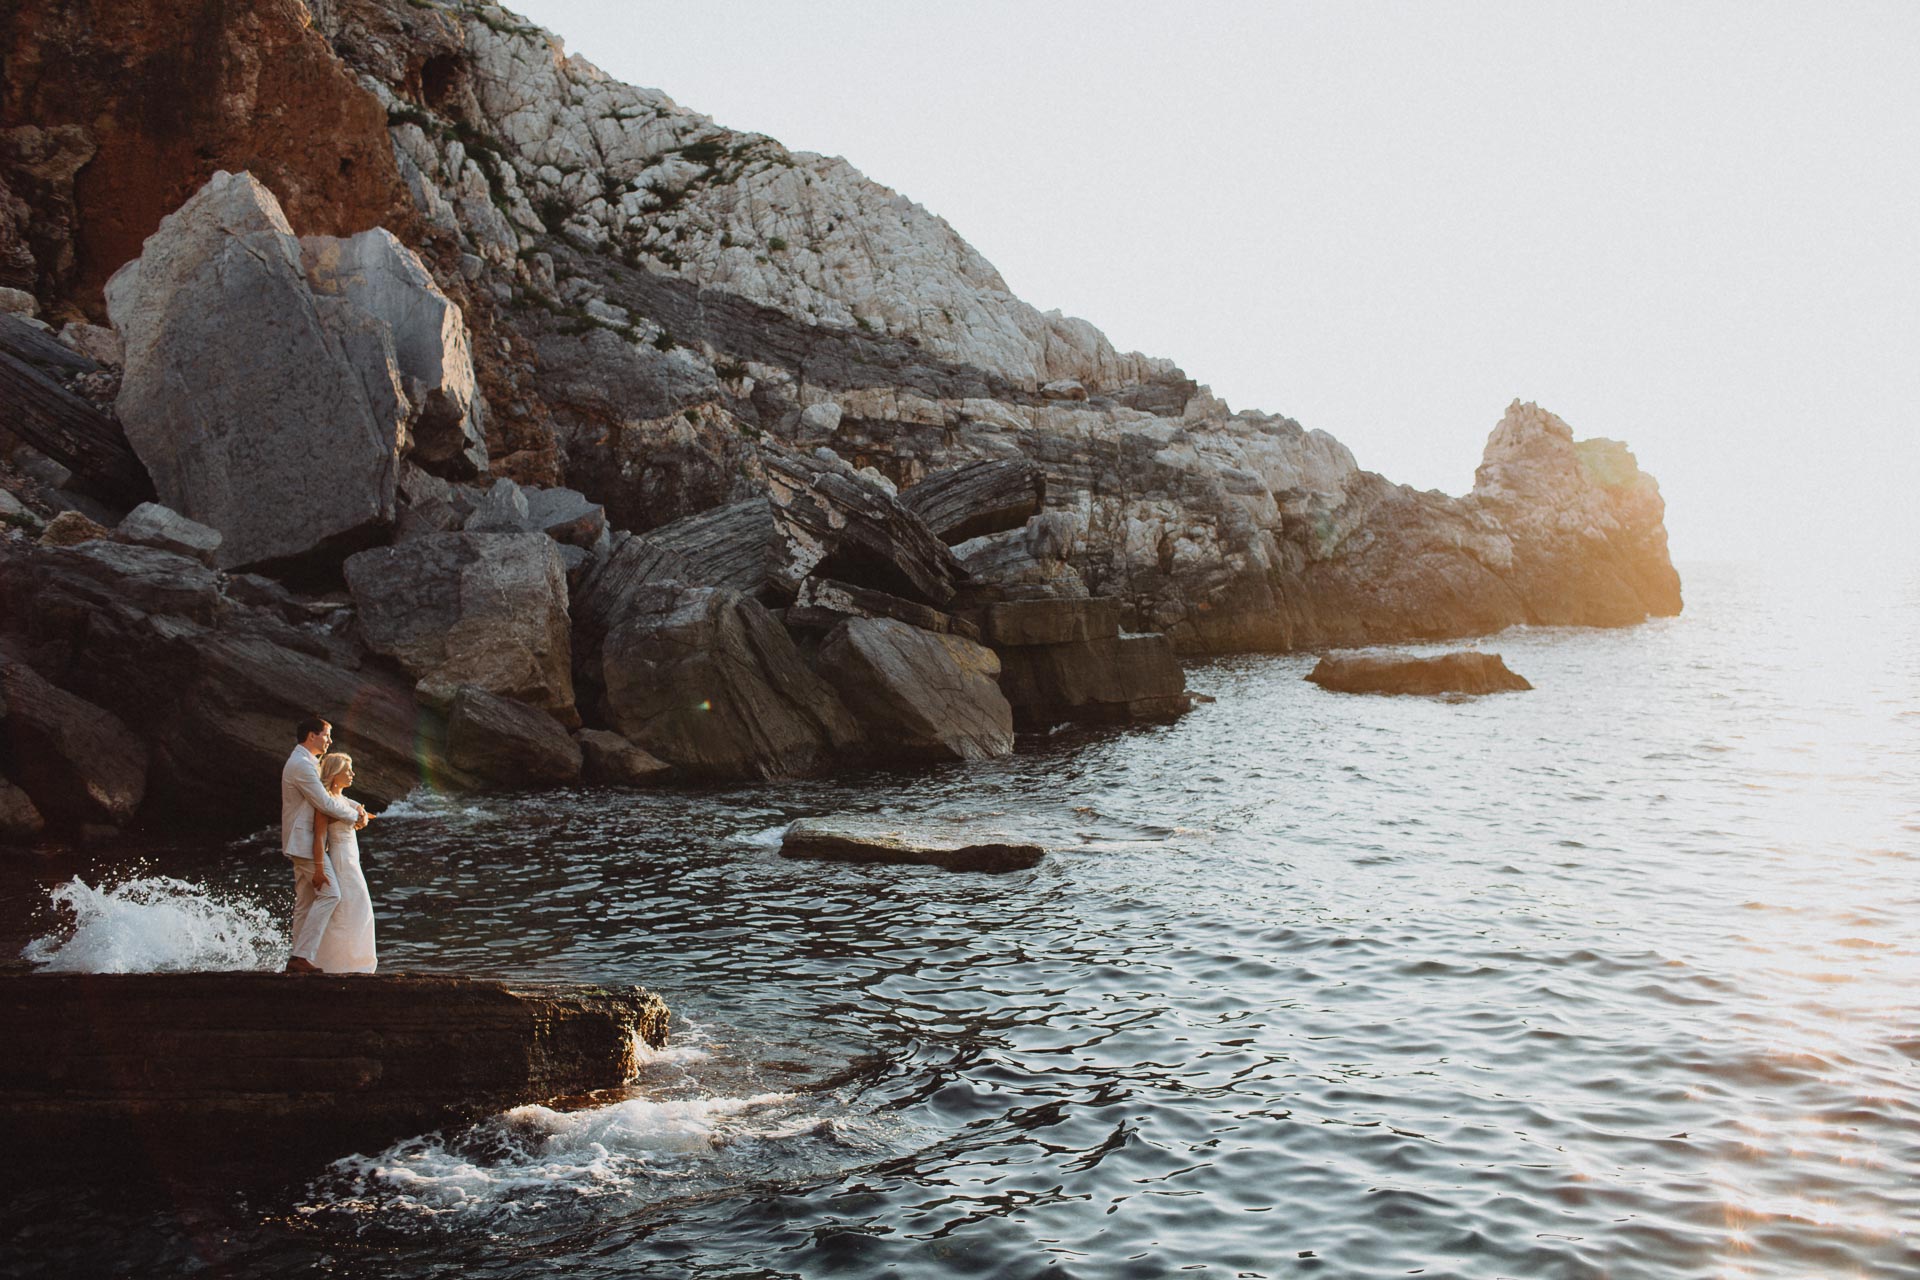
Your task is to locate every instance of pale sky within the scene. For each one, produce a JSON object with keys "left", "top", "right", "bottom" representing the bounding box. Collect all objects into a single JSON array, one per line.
[{"left": 509, "top": 0, "right": 1918, "bottom": 564}]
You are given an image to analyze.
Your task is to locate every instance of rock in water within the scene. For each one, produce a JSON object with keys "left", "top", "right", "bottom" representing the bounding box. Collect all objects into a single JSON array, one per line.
[
  {"left": 1305, "top": 651, "right": 1533, "bottom": 696},
  {"left": 1469, "top": 401, "right": 1683, "bottom": 625},
  {"left": 106, "top": 171, "right": 405, "bottom": 573},
  {"left": 0, "top": 974, "right": 666, "bottom": 1183},
  {"left": 813, "top": 618, "right": 1014, "bottom": 762},
  {"left": 780, "top": 817, "right": 1045, "bottom": 873},
  {"left": 344, "top": 531, "right": 576, "bottom": 723},
  {"left": 577, "top": 729, "right": 672, "bottom": 786}
]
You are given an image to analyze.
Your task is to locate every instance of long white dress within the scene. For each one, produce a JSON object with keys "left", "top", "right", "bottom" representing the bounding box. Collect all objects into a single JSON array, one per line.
[{"left": 312, "top": 813, "right": 377, "bottom": 974}]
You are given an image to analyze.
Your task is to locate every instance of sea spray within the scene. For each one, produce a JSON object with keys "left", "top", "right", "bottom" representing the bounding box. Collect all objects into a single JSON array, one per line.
[{"left": 21, "top": 875, "right": 286, "bottom": 972}]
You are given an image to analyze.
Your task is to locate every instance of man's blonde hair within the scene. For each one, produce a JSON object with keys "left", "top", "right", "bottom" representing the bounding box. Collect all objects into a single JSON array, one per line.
[{"left": 318, "top": 752, "right": 354, "bottom": 786}]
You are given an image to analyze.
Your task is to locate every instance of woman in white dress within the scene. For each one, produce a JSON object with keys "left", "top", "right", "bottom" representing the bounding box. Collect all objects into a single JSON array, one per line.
[{"left": 310, "top": 753, "right": 377, "bottom": 973}]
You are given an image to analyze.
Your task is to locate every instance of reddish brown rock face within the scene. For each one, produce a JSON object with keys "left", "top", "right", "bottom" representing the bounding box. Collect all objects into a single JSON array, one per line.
[{"left": 0, "top": 0, "right": 408, "bottom": 315}]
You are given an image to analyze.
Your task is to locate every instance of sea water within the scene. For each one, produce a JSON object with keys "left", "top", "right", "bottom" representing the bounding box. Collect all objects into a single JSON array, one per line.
[{"left": 4, "top": 559, "right": 1917, "bottom": 1279}]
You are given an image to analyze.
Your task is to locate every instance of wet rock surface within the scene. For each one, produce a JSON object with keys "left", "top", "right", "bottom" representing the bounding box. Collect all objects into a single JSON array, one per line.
[
  {"left": 1306, "top": 651, "right": 1534, "bottom": 697},
  {"left": 0, "top": 974, "right": 667, "bottom": 1182},
  {"left": 780, "top": 817, "right": 1045, "bottom": 873}
]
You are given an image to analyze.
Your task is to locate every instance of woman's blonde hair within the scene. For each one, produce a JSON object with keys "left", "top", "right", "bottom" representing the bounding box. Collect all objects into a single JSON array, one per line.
[{"left": 318, "top": 752, "right": 354, "bottom": 787}]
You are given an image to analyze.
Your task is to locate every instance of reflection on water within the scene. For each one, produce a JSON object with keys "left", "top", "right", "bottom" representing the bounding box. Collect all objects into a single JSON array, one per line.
[{"left": 4, "top": 560, "right": 1919, "bottom": 1279}]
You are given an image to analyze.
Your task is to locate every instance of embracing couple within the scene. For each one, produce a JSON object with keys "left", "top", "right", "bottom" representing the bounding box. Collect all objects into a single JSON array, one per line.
[{"left": 280, "top": 717, "right": 379, "bottom": 974}]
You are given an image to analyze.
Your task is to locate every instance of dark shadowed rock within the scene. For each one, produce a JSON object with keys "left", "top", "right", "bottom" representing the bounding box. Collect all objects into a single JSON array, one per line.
[
  {"left": 996, "top": 633, "right": 1190, "bottom": 727},
  {"left": 0, "top": 654, "right": 146, "bottom": 827},
  {"left": 1305, "top": 651, "right": 1533, "bottom": 696},
  {"left": 593, "top": 581, "right": 864, "bottom": 779},
  {"left": 0, "top": 777, "right": 45, "bottom": 844},
  {"left": 639, "top": 499, "right": 776, "bottom": 596},
  {"left": 764, "top": 448, "right": 963, "bottom": 605},
  {"left": 982, "top": 598, "right": 1121, "bottom": 648},
  {"left": 0, "top": 974, "right": 666, "bottom": 1183},
  {"left": 577, "top": 728, "right": 672, "bottom": 786},
  {"left": 445, "top": 685, "right": 583, "bottom": 788},
  {"left": 813, "top": 618, "right": 1013, "bottom": 762},
  {"left": 345, "top": 531, "right": 576, "bottom": 723},
  {"left": 0, "top": 317, "right": 153, "bottom": 508},
  {"left": 898, "top": 457, "right": 1046, "bottom": 544},
  {"left": 786, "top": 578, "right": 980, "bottom": 640},
  {"left": 780, "top": 817, "right": 1044, "bottom": 873}
]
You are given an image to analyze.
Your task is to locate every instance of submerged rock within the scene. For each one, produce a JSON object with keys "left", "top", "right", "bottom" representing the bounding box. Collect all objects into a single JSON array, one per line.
[
  {"left": 1305, "top": 651, "right": 1533, "bottom": 696},
  {"left": 780, "top": 817, "right": 1045, "bottom": 873}
]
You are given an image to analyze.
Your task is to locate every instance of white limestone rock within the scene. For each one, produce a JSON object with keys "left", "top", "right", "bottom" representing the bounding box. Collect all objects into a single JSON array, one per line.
[
  {"left": 117, "top": 503, "right": 223, "bottom": 565},
  {"left": 301, "top": 228, "right": 489, "bottom": 478},
  {"left": 105, "top": 171, "right": 406, "bottom": 571}
]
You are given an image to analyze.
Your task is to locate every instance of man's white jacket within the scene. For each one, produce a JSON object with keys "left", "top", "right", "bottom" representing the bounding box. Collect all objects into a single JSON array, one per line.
[{"left": 281, "top": 746, "right": 359, "bottom": 860}]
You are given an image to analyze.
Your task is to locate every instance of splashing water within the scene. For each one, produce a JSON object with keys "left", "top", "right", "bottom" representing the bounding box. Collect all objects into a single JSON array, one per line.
[{"left": 20, "top": 875, "right": 286, "bottom": 973}]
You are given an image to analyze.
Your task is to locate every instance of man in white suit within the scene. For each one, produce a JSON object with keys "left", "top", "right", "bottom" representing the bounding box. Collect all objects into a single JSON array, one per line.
[{"left": 283, "top": 716, "right": 369, "bottom": 974}]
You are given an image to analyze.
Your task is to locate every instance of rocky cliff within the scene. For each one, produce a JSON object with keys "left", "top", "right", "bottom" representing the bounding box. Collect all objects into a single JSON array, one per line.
[{"left": 0, "top": 0, "right": 1680, "bottom": 837}]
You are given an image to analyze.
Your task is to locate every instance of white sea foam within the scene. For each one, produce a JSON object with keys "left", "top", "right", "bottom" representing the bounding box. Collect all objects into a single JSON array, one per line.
[
  {"left": 375, "top": 789, "right": 492, "bottom": 821},
  {"left": 732, "top": 824, "right": 790, "bottom": 850},
  {"left": 315, "top": 1092, "right": 809, "bottom": 1219},
  {"left": 20, "top": 875, "right": 284, "bottom": 972}
]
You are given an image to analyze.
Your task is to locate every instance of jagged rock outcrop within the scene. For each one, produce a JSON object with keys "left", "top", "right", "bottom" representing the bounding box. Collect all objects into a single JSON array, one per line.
[
  {"left": 0, "top": 534, "right": 468, "bottom": 823},
  {"left": 898, "top": 457, "right": 1046, "bottom": 544},
  {"left": 300, "top": 228, "right": 489, "bottom": 477},
  {"left": 0, "top": 0, "right": 1686, "bottom": 824},
  {"left": 1306, "top": 650, "right": 1533, "bottom": 697},
  {"left": 107, "top": 171, "right": 408, "bottom": 572},
  {"left": 572, "top": 533, "right": 863, "bottom": 778},
  {"left": 344, "top": 531, "right": 575, "bottom": 722},
  {"left": 812, "top": 618, "right": 1013, "bottom": 762},
  {"left": 0, "top": 0, "right": 407, "bottom": 311}
]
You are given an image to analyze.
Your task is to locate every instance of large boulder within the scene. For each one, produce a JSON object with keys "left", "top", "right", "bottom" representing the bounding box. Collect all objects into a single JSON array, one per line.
[
  {"left": 444, "top": 686, "right": 583, "bottom": 788},
  {"left": 995, "top": 634, "right": 1190, "bottom": 727},
  {"left": 953, "top": 512, "right": 1088, "bottom": 604},
  {"left": 0, "top": 777, "right": 46, "bottom": 844},
  {"left": 574, "top": 538, "right": 862, "bottom": 778},
  {"left": 0, "top": 653, "right": 147, "bottom": 828},
  {"left": 813, "top": 618, "right": 1013, "bottom": 762},
  {"left": 301, "top": 228, "right": 488, "bottom": 478},
  {"left": 106, "top": 171, "right": 405, "bottom": 573},
  {"left": 1468, "top": 401, "right": 1683, "bottom": 625},
  {"left": 1305, "top": 650, "right": 1532, "bottom": 696},
  {"left": 344, "top": 532, "right": 576, "bottom": 723}
]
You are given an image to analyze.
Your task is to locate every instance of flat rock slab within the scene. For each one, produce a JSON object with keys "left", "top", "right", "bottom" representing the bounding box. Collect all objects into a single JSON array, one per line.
[
  {"left": 781, "top": 817, "right": 1044, "bottom": 873},
  {"left": 1306, "top": 650, "right": 1533, "bottom": 696},
  {"left": 0, "top": 973, "right": 667, "bottom": 1182}
]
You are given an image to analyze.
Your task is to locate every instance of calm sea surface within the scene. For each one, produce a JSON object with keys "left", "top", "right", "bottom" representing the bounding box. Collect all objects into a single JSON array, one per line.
[{"left": 5, "top": 559, "right": 1917, "bottom": 1279}]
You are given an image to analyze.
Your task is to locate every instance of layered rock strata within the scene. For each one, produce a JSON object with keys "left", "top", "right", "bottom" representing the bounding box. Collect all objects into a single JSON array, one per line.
[{"left": 0, "top": 0, "right": 1686, "bottom": 833}]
